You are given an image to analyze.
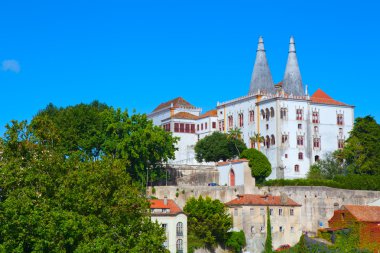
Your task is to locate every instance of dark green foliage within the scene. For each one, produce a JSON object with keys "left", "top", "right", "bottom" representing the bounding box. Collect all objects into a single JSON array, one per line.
[
  {"left": 240, "top": 148, "right": 272, "bottom": 184},
  {"left": 183, "top": 196, "right": 232, "bottom": 252},
  {"left": 341, "top": 116, "right": 380, "bottom": 175},
  {"left": 307, "top": 152, "right": 345, "bottom": 180},
  {"left": 225, "top": 230, "right": 246, "bottom": 253},
  {"left": 194, "top": 132, "right": 246, "bottom": 162},
  {"left": 264, "top": 207, "right": 272, "bottom": 253},
  {"left": 27, "top": 101, "right": 178, "bottom": 184},
  {"left": 0, "top": 121, "right": 168, "bottom": 252},
  {"left": 297, "top": 235, "right": 308, "bottom": 253}
]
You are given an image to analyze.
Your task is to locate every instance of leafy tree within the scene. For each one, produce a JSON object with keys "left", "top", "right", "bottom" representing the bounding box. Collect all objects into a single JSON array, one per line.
[
  {"left": 264, "top": 207, "right": 272, "bottom": 253},
  {"left": 250, "top": 132, "right": 264, "bottom": 149},
  {"left": 341, "top": 116, "right": 380, "bottom": 175},
  {"left": 240, "top": 148, "right": 272, "bottom": 184},
  {"left": 307, "top": 152, "right": 345, "bottom": 180},
  {"left": 183, "top": 196, "right": 232, "bottom": 251},
  {"left": 296, "top": 234, "right": 308, "bottom": 253},
  {"left": 30, "top": 102, "right": 177, "bottom": 185},
  {"left": 225, "top": 230, "right": 246, "bottom": 253},
  {"left": 194, "top": 132, "right": 246, "bottom": 162},
  {"left": 0, "top": 121, "right": 168, "bottom": 252}
]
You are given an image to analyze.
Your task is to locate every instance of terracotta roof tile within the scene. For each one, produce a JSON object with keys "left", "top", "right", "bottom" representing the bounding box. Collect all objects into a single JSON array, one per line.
[
  {"left": 153, "top": 97, "right": 195, "bottom": 112},
  {"left": 225, "top": 194, "right": 301, "bottom": 207},
  {"left": 198, "top": 109, "right": 217, "bottom": 119},
  {"left": 311, "top": 89, "right": 347, "bottom": 106},
  {"left": 171, "top": 112, "right": 199, "bottom": 120},
  {"left": 216, "top": 159, "right": 248, "bottom": 166},
  {"left": 150, "top": 199, "right": 183, "bottom": 215},
  {"left": 342, "top": 205, "right": 380, "bottom": 222}
]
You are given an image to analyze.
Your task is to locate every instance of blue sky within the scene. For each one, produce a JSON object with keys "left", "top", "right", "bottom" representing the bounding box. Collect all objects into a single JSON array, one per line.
[{"left": 1, "top": 0, "right": 379, "bottom": 134}]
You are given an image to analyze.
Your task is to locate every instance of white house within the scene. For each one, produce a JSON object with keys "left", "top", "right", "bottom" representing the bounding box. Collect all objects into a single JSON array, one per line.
[
  {"left": 150, "top": 197, "right": 188, "bottom": 253},
  {"left": 216, "top": 159, "right": 255, "bottom": 193}
]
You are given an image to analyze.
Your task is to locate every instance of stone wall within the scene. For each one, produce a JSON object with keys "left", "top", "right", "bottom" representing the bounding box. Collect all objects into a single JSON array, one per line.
[{"left": 150, "top": 185, "right": 380, "bottom": 234}]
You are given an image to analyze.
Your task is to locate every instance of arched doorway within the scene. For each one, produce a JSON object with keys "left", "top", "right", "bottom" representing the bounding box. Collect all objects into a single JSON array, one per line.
[{"left": 229, "top": 169, "right": 235, "bottom": 186}]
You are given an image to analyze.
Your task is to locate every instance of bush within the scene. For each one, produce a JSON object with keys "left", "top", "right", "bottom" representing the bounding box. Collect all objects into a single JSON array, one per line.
[
  {"left": 225, "top": 230, "right": 246, "bottom": 253},
  {"left": 240, "top": 148, "right": 272, "bottom": 184}
]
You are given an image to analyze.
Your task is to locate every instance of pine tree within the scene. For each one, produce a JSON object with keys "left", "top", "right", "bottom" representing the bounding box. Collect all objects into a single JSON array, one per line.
[{"left": 264, "top": 206, "right": 272, "bottom": 253}]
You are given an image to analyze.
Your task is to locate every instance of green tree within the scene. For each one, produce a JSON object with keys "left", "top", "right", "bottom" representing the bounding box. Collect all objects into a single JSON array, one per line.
[
  {"left": 225, "top": 230, "right": 246, "bottom": 253},
  {"left": 240, "top": 148, "right": 272, "bottom": 184},
  {"left": 249, "top": 132, "right": 264, "bottom": 149},
  {"left": 341, "top": 116, "right": 380, "bottom": 175},
  {"left": 264, "top": 207, "right": 272, "bottom": 253},
  {"left": 30, "top": 102, "right": 177, "bottom": 185},
  {"left": 195, "top": 132, "right": 246, "bottom": 162},
  {"left": 183, "top": 196, "right": 232, "bottom": 252},
  {"left": 307, "top": 152, "right": 345, "bottom": 180},
  {"left": 0, "top": 121, "right": 168, "bottom": 252}
]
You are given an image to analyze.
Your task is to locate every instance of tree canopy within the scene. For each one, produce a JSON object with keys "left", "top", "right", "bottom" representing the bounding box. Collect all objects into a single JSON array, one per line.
[
  {"left": 183, "top": 196, "right": 232, "bottom": 252},
  {"left": 194, "top": 132, "right": 246, "bottom": 162},
  {"left": 240, "top": 148, "right": 272, "bottom": 184},
  {"left": 27, "top": 101, "right": 178, "bottom": 184},
  {"left": 0, "top": 116, "right": 168, "bottom": 252}
]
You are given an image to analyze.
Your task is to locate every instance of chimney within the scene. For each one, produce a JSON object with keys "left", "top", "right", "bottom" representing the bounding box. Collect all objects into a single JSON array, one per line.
[
  {"left": 164, "top": 195, "right": 168, "bottom": 206},
  {"left": 280, "top": 193, "right": 288, "bottom": 205}
]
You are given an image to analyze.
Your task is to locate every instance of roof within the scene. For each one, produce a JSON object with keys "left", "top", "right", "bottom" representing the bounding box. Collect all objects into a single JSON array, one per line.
[
  {"left": 171, "top": 112, "right": 199, "bottom": 120},
  {"left": 153, "top": 97, "right": 195, "bottom": 112},
  {"left": 311, "top": 89, "right": 347, "bottom": 106},
  {"left": 150, "top": 199, "right": 183, "bottom": 215},
  {"left": 198, "top": 109, "right": 217, "bottom": 119},
  {"left": 342, "top": 205, "right": 380, "bottom": 223},
  {"left": 225, "top": 194, "right": 301, "bottom": 207},
  {"left": 216, "top": 159, "right": 248, "bottom": 166}
]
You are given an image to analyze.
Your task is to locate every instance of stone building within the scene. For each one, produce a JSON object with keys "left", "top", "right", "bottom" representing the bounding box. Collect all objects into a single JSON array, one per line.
[
  {"left": 225, "top": 194, "right": 302, "bottom": 253},
  {"left": 150, "top": 198, "right": 188, "bottom": 253}
]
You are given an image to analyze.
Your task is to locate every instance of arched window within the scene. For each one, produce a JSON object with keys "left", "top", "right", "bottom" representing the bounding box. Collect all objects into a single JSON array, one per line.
[
  {"left": 266, "top": 136, "right": 270, "bottom": 148},
  {"left": 265, "top": 108, "right": 270, "bottom": 121},
  {"left": 298, "top": 152, "right": 303, "bottom": 160},
  {"left": 315, "top": 155, "right": 320, "bottom": 162},
  {"left": 270, "top": 107, "right": 275, "bottom": 117},
  {"left": 294, "top": 164, "right": 300, "bottom": 172},
  {"left": 176, "top": 239, "right": 183, "bottom": 252},
  {"left": 176, "top": 222, "right": 183, "bottom": 236},
  {"left": 229, "top": 169, "right": 235, "bottom": 187},
  {"left": 261, "top": 109, "right": 265, "bottom": 120},
  {"left": 271, "top": 135, "right": 275, "bottom": 145}
]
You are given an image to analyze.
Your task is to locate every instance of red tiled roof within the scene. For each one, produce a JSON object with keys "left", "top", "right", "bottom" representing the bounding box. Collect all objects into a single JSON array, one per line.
[
  {"left": 171, "top": 112, "right": 199, "bottom": 120},
  {"left": 198, "top": 109, "right": 217, "bottom": 119},
  {"left": 342, "top": 205, "right": 380, "bottom": 223},
  {"left": 310, "top": 89, "right": 347, "bottom": 106},
  {"left": 153, "top": 97, "right": 195, "bottom": 112},
  {"left": 225, "top": 194, "right": 301, "bottom": 207},
  {"left": 150, "top": 199, "right": 183, "bottom": 215},
  {"left": 216, "top": 159, "right": 248, "bottom": 166}
]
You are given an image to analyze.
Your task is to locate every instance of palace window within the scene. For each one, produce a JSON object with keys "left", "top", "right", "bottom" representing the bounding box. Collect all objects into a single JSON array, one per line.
[
  {"left": 174, "top": 123, "right": 179, "bottom": 132},
  {"left": 298, "top": 124, "right": 302, "bottom": 129},
  {"left": 313, "top": 138, "right": 320, "bottom": 148},
  {"left": 228, "top": 115, "right": 233, "bottom": 129},
  {"left": 261, "top": 109, "right": 265, "bottom": 120},
  {"left": 266, "top": 136, "right": 270, "bottom": 148},
  {"left": 219, "top": 120, "right": 225, "bottom": 131},
  {"left": 279, "top": 208, "right": 283, "bottom": 216},
  {"left": 290, "top": 209, "right": 294, "bottom": 216},
  {"left": 298, "top": 152, "right": 303, "bottom": 160},
  {"left": 312, "top": 111, "right": 319, "bottom": 123},
  {"left": 176, "top": 239, "right": 183, "bottom": 253},
  {"left": 297, "top": 135, "right": 304, "bottom": 146},
  {"left": 176, "top": 222, "right": 183, "bottom": 236},
  {"left": 238, "top": 113, "right": 244, "bottom": 127},
  {"left": 201, "top": 123, "right": 203, "bottom": 131},
  {"left": 270, "top": 107, "right": 275, "bottom": 117},
  {"left": 191, "top": 124, "right": 195, "bottom": 133},
  {"left": 265, "top": 108, "right": 270, "bottom": 121},
  {"left": 314, "top": 126, "right": 319, "bottom": 133},
  {"left": 281, "top": 134, "right": 288, "bottom": 144},
  {"left": 212, "top": 122, "right": 216, "bottom": 129},
  {"left": 338, "top": 139, "right": 345, "bottom": 149},
  {"left": 294, "top": 164, "right": 300, "bottom": 172},
  {"left": 205, "top": 122, "right": 208, "bottom": 130},
  {"left": 280, "top": 108, "right": 288, "bottom": 119},
  {"left": 279, "top": 226, "right": 284, "bottom": 232},
  {"left": 337, "top": 114, "right": 344, "bottom": 125},
  {"left": 296, "top": 109, "right": 303, "bottom": 120},
  {"left": 269, "top": 208, "right": 273, "bottom": 216},
  {"left": 249, "top": 110, "right": 255, "bottom": 123},
  {"left": 197, "top": 124, "right": 199, "bottom": 131},
  {"left": 162, "top": 123, "right": 171, "bottom": 132},
  {"left": 271, "top": 135, "right": 275, "bottom": 145}
]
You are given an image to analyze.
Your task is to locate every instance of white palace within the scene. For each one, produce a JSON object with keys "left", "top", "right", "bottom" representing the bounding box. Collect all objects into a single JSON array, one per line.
[{"left": 148, "top": 36, "right": 354, "bottom": 179}]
